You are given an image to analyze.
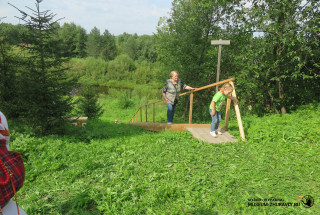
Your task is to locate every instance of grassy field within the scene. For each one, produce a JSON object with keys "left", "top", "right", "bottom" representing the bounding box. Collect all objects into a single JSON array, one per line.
[{"left": 9, "top": 98, "right": 320, "bottom": 214}]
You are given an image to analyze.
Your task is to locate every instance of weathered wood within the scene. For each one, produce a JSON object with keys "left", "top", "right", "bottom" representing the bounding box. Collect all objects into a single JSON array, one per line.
[
  {"left": 129, "top": 106, "right": 141, "bottom": 123},
  {"left": 216, "top": 44, "right": 222, "bottom": 92},
  {"left": 140, "top": 107, "right": 142, "bottom": 122},
  {"left": 189, "top": 92, "right": 194, "bottom": 124},
  {"left": 224, "top": 98, "right": 231, "bottom": 130},
  {"left": 179, "top": 78, "right": 235, "bottom": 96},
  {"left": 211, "top": 39, "right": 230, "bottom": 92},
  {"left": 230, "top": 81, "right": 246, "bottom": 141},
  {"left": 145, "top": 105, "right": 148, "bottom": 122},
  {"left": 211, "top": 39, "right": 230, "bottom": 45},
  {"left": 153, "top": 103, "right": 155, "bottom": 123},
  {"left": 128, "top": 122, "right": 211, "bottom": 132},
  {"left": 187, "top": 127, "right": 237, "bottom": 143}
]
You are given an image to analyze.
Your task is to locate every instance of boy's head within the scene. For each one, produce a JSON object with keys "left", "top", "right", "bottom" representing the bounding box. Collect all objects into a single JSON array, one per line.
[{"left": 221, "top": 83, "right": 233, "bottom": 95}]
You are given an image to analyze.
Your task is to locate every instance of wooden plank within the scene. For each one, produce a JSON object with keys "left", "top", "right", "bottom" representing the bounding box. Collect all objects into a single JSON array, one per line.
[
  {"left": 189, "top": 92, "right": 193, "bottom": 124},
  {"left": 187, "top": 128, "right": 237, "bottom": 143},
  {"left": 179, "top": 78, "right": 235, "bottom": 96},
  {"left": 230, "top": 81, "right": 246, "bottom": 141},
  {"left": 128, "top": 122, "right": 210, "bottom": 132},
  {"left": 211, "top": 39, "right": 230, "bottom": 45}
]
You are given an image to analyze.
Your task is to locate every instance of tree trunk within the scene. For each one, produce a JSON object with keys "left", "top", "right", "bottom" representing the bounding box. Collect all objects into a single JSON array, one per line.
[{"left": 278, "top": 78, "right": 286, "bottom": 113}]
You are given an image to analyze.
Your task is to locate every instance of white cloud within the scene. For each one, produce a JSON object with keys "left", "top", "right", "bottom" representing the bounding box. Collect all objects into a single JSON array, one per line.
[{"left": 1, "top": 0, "right": 172, "bottom": 35}]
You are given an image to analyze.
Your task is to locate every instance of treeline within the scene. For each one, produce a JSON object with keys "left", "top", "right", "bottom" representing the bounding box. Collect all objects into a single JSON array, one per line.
[{"left": 0, "top": 22, "right": 157, "bottom": 62}]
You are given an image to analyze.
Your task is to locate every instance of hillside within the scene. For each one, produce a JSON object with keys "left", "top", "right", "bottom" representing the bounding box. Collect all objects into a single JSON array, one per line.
[{"left": 9, "top": 101, "right": 320, "bottom": 214}]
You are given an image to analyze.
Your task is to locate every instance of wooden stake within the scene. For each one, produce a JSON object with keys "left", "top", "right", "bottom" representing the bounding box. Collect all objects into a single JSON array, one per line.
[
  {"left": 140, "top": 106, "right": 142, "bottom": 122},
  {"left": 230, "top": 81, "right": 246, "bottom": 141},
  {"left": 224, "top": 97, "right": 231, "bottom": 130},
  {"left": 145, "top": 105, "right": 148, "bottom": 122},
  {"left": 153, "top": 103, "right": 155, "bottom": 123},
  {"left": 189, "top": 92, "right": 194, "bottom": 124}
]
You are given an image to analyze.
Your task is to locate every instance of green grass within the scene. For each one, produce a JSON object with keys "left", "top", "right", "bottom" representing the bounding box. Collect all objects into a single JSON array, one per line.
[{"left": 8, "top": 100, "right": 320, "bottom": 214}]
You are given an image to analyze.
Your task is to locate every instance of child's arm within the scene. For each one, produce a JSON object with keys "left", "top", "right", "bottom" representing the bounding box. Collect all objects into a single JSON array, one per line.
[
  {"left": 211, "top": 101, "right": 216, "bottom": 115},
  {"left": 227, "top": 95, "right": 238, "bottom": 104}
]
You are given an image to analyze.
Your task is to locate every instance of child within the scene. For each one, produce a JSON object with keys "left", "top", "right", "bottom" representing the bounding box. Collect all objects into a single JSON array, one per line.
[{"left": 209, "top": 83, "right": 238, "bottom": 137}]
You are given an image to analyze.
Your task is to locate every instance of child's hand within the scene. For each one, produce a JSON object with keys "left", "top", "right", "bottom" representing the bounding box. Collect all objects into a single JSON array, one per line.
[
  {"left": 233, "top": 97, "right": 238, "bottom": 104},
  {"left": 211, "top": 110, "right": 216, "bottom": 116}
]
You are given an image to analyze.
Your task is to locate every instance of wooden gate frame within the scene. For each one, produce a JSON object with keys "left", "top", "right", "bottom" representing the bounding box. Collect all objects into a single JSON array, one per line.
[{"left": 129, "top": 78, "right": 246, "bottom": 141}]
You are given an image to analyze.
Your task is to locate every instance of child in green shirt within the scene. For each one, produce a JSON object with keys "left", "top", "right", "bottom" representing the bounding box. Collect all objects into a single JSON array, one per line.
[{"left": 209, "top": 83, "right": 238, "bottom": 137}]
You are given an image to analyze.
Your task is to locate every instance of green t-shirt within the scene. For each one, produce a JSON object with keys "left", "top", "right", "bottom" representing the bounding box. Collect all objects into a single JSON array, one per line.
[{"left": 209, "top": 91, "right": 228, "bottom": 111}]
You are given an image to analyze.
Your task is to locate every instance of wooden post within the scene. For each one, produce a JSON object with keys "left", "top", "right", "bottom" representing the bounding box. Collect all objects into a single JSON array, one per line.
[
  {"left": 216, "top": 45, "right": 222, "bottom": 92},
  {"left": 224, "top": 98, "right": 231, "bottom": 130},
  {"left": 189, "top": 92, "right": 194, "bottom": 124},
  {"left": 230, "top": 81, "right": 246, "bottom": 141},
  {"left": 145, "top": 105, "right": 148, "bottom": 122},
  {"left": 211, "top": 39, "right": 230, "bottom": 92},
  {"left": 153, "top": 103, "right": 155, "bottom": 123},
  {"left": 140, "top": 106, "right": 142, "bottom": 122},
  {"left": 136, "top": 112, "right": 137, "bottom": 122}
]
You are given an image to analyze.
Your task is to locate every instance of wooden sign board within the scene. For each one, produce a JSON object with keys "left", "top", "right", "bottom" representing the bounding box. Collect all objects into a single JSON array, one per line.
[{"left": 211, "top": 40, "right": 230, "bottom": 45}]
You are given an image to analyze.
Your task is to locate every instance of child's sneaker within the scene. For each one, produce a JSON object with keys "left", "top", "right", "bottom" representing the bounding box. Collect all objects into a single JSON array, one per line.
[
  {"left": 210, "top": 131, "right": 217, "bottom": 137},
  {"left": 217, "top": 130, "right": 223, "bottom": 135}
]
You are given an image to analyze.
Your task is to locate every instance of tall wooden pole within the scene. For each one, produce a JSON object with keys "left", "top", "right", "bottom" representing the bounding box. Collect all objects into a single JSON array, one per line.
[
  {"left": 153, "top": 103, "right": 155, "bottom": 123},
  {"left": 230, "top": 81, "right": 246, "bottom": 141},
  {"left": 189, "top": 92, "right": 194, "bottom": 124},
  {"left": 216, "top": 45, "right": 222, "bottom": 92},
  {"left": 211, "top": 39, "right": 230, "bottom": 92},
  {"left": 145, "top": 105, "right": 148, "bottom": 122}
]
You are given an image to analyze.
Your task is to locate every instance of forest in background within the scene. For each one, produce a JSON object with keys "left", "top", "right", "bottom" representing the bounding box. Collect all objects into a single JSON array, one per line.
[{"left": 0, "top": 0, "right": 319, "bottom": 133}]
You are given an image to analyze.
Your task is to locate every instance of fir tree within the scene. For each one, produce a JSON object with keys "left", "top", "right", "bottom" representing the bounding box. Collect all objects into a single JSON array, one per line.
[{"left": 10, "top": 0, "right": 75, "bottom": 133}]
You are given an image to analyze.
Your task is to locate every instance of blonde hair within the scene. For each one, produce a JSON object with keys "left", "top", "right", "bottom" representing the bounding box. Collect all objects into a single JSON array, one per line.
[
  {"left": 170, "top": 71, "right": 179, "bottom": 78},
  {"left": 222, "top": 83, "right": 233, "bottom": 91}
]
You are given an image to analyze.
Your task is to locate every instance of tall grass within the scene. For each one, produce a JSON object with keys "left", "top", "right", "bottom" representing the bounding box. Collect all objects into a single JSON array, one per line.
[{"left": 9, "top": 101, "right": 320, "bottom": 214}]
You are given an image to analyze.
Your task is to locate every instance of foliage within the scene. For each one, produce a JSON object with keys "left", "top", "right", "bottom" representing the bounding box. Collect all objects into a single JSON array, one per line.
[
  {"left": 0, "top": 34, "right": 24, "bottom": 118},
  {"left": 156, "top": 0, "right": 320, "bottom": 117},
  {"left": 0, "top": 23, "right": 29, "bottom": 45},
  {"left": 9, "top": 1, "right": 75, "bottom": 134},
  {"left": 105, "top": 54, "right": 136, "bottom": 80},
  {"left": 86, "top": 27, "right": 103, "bottom": 58},
  {"left": 236, "top": 0, "right": 320, "bottom": 113},
  {"left": 10, "top": 102, "right": 320, "bottom": 214},
  {"left": 100, "top": 29, "right": 117, "bottom": 61},
  {"left": 77, "top": 87, "right": 103, "bottom": 119},
  {"left": 58, "top": 22, "right": 87, "bottom": 58},
  {"left": 65, "top": 57, "right": 108, "bottom": 85},
  {"left": 117, "top": 33, "right": 158, "bottom": 62}
]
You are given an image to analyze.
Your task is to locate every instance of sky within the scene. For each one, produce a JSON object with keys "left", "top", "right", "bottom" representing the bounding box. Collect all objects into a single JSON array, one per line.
[{"left": 0, "top": 0, "right": 173, "bottom": 35}]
